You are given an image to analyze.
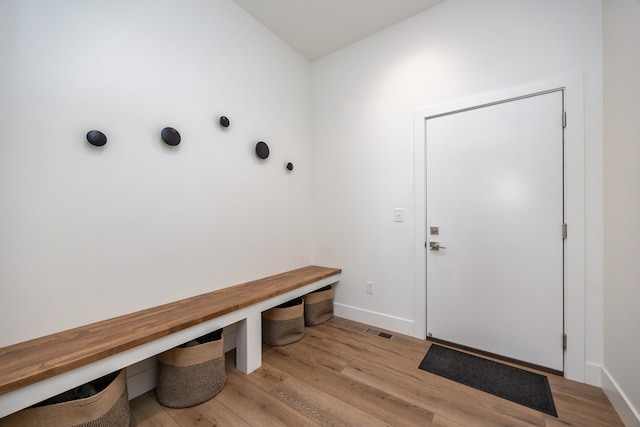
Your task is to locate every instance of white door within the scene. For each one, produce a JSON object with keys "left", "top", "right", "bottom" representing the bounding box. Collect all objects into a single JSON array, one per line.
[{"left": 426, "top": 91, "right": 564, "bottom": 372}]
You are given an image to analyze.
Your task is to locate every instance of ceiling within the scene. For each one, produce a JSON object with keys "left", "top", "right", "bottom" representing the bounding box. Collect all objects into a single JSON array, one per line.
[{"left": 231, "top": 0, "right": 446, "bottom": 61}]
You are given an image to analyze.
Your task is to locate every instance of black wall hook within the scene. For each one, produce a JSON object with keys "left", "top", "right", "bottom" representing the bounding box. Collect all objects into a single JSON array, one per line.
[
  {"left": 286, "top": 162, "right": 294, "bottom": 171},
  {"left": 86, "top": 130, "right": 107, "bottom": 147},
  {"left": 219, "top": 116, "right": 230, "bottom": 128},
  {"left": 256, "top": 141, "right": 269, "bottom": 159},
  {"left": 161, "top": 127, "right": 181, "bottom": 146}
]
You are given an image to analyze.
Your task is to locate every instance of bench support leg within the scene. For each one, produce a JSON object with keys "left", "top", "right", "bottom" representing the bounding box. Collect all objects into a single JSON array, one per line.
[{"left": 236, "top": 312, "right": 262, "bottom": 374}]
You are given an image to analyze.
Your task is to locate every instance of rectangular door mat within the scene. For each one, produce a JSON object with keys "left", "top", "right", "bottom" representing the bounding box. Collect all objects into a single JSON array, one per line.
[{"left": 419, "top": 344, "right": 557, "bottom": 417}]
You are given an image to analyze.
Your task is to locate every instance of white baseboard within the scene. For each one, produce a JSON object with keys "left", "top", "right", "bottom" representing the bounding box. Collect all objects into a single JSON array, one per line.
[
  {"left": 126, "top": 359, "right": 157, "bottom": 400},
  {"left": 223, "top": 331, "right": 237, "bottom": 353},
  {"left": 602, "top": 367, "right": 640, "bottom": 427},
  {"left": 126, "top": 327, "right": 239, "bottom": 400},
  {"left": 585, "top": 362, "right": 602, "bottom": 387},
  {"left": 333, "top": 303, "right": 414, "bottom": 336}
]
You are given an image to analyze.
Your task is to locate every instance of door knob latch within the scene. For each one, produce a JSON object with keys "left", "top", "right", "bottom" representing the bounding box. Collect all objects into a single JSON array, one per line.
[{"left": 429, "top": 241, "right": 446, "bottom": 251}]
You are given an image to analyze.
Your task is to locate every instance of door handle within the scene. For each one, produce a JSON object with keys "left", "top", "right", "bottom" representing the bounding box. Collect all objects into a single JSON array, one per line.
[{"left": 429, "top": 241, "right": 446, "bottom": 251}]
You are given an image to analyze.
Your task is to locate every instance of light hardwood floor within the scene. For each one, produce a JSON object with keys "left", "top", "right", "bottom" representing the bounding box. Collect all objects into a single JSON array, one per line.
[{"left": 130, "top": 317, "right": 623, "bottom": 426}]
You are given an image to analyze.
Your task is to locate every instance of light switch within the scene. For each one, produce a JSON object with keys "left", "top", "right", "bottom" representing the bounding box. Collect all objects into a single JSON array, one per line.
[{"left": 394, "top": 208, "right": 404, "bottom": 222}]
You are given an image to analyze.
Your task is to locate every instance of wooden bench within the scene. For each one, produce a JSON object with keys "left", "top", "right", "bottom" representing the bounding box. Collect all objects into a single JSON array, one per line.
[{"left": 0, "top": 265, "right": 341, "bottom": 418}]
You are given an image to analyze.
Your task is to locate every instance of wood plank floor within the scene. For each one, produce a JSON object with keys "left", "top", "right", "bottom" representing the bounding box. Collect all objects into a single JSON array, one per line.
[{"left": 129, "top": 317, "right": 623, "bottom": 427}]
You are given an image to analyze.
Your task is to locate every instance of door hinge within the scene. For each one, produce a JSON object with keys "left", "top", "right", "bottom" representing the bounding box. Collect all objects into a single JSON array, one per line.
[
  {"left": 563, "top": 333, "right": 567, "bottom": 350},
  {"left": 562, "top": 111, "right": 567, "bottom": 128},
  {"left": 562, "top": 223, "right": 567, "bottom": 239}
]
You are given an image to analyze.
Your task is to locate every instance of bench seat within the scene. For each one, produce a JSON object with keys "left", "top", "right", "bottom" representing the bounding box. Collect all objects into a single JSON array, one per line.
[{"left": 0, "top": 265, "right": 341, "bottom": 418}]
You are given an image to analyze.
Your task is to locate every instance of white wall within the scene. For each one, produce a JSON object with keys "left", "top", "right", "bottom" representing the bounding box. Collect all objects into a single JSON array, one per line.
[
  {"left": 311, "top": 0, "right": 603, "bottom": 383},
  {"left": 0, "top": 0, "right": 313, "bottom": 347},
  {"left": 603, "top": 0, "right": 640, "bottom": 424}
]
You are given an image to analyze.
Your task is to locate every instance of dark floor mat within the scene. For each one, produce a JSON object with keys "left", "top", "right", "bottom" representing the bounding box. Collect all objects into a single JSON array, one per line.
[{"left": 419, "top": 344, "right": 557, "bottom": 417}]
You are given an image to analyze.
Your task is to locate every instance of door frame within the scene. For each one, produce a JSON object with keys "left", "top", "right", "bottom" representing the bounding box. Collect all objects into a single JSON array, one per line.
[{"left": 413, "top": 71, "right": 586, "bottom": 382}]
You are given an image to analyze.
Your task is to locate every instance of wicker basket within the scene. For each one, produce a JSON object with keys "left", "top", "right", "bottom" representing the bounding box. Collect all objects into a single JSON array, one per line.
[
  {"left": 156, "top": 331, "right": 225, "bottom": 408},
  {"left": 0, "top": 369, "right": 130, "bottom": 427},
  {"left": 262, "top": 297, "right": 305, "bottom": 346},
  {"left": 303, "top": 285, "right": 334, "bottom": 326}
]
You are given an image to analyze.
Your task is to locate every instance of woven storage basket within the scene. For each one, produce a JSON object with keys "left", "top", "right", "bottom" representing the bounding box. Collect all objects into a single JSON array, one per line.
[
  {"left": 262, "top": 297, "right": 305, "bottom": 346},
  {"left": 156, "top": 332, "right": 225, "bottom": 408},
  {"left": 303, "top": 285, "right": 334, "bottom": 326},
  {"left": 0, "top": 369, "right": 130, "bottom": 427}
]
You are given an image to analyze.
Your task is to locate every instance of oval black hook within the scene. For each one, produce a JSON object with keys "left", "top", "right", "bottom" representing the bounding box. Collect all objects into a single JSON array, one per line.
[
  {"left": 161, "top": 127, "right": 181, "bottom": 146},
  {"left": 286, "top": 162, "right": 294, "bottom": 171},
  {"left": 86, "top": 130, "right": 107, "bottom": 147},
  {"left": 219, "top": 116, "right": 230, "bottom": 128},
  {"left": 256, "top": 141, "right": 269, "bottom": 159}
]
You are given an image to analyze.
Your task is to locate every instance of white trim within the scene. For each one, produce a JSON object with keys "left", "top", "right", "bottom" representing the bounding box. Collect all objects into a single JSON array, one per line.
[
  {"left": 585, "top": 362, "right": 602, "bottom": 387},
  {"left": 334, "top": 303, "right": 414, "bottom": 336},
  {"left": 413, "top": 71, "right": 586, "bottom": 382},
  {"left": 602, "top": 367, "right": 640, "bottom": 427},
  {"left": 126, "top": 362, "right": 157, "bottom": 400}
]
